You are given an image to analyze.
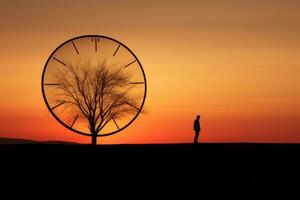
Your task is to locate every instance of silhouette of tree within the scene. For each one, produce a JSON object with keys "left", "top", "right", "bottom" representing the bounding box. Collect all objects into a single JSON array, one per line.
[{"left": 52, "top": 61, "right": 139, "bottom": 145}]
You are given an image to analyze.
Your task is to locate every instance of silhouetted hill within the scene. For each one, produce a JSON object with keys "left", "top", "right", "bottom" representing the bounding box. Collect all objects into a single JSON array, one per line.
[
  {"left": 0, "top": 137, "right": 79, "bottom": 144},
  {"left": 0, "top": 137, "right": 39, "bottom": 144},
  {"left": 0, "top": 143, "right": 299, "bottom": 198}
]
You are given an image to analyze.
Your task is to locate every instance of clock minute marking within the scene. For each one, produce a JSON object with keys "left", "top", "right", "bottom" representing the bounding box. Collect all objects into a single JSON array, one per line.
[
  {"left": 71, "top": 115, "right": 79, "bottom": 128},
  {"left": 72, "top": 41, "right": 79, "bottom": 55},
  {"left": 44, "top": 83, "right": 60, "bottom": 86},
  {"left": 125, "top": 102, "right": 139, "bottom": 111},
  {"left": 113, "top": 44, "right": 120, "bottom": 56},
  {"left": 124, "top": 60, "right": 137, "bottom": 68},
  {"left": 129, "top": 82, "right": 144, "bottom": 85},
  {"left": 51, "top": 101, "right": 66, "bottom": 110},
  {"left": 91, "top": 37, "right": 99, "bottom": 52},
  {"left": 52, "top": 57, "right": 66, "bottom": 66},
  {"left": 112, "top": 116, "right": 120, "bottom": 130}
]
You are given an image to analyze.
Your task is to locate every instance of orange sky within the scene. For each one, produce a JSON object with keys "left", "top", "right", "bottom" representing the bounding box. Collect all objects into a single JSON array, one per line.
[{"left": 0, "top": 0, "right": 299, "bottom": 143}]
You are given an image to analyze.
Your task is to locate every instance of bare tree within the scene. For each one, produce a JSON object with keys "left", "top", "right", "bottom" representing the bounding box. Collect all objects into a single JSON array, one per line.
[{"left": 51, "top": 61, "right": 139, "bottom": 145}]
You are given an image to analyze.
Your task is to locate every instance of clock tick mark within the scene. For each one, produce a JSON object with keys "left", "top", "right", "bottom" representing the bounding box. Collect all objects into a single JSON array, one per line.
[
  {"left": 129, "top": 82, "right": 144, "bottom": 85},
  {"left": 112, "top": 116, "right": 119, "bottom": 130},
  {"left": 91, "top": 37, "right": 99, "bottom": 52},
  {"left": 72, "top": 41, "right": 79, "bottom": 55},
  {"left": 124, "top": 60, "right": 136, "bottom": 68},
  {"left": 125, "top": 102, "right": 139, "bottom": 111},
  {"left": 51, "top": 101, "right": 66, "bottom": 110},
  {"left": 52, "top": 57, "right": 66, "bottom": 66},
  {"left": 71, "top": 115, "right": 79, "bottom": 128},
  {"left": 113, "top": 44, "right": 120, "bottom": 56},
  {"left": 44, "top": 83, "right": 60, "bottom": 86}
]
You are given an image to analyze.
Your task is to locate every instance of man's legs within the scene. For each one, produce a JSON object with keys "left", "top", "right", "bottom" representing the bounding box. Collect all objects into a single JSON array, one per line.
[{"left": 194, "top": 131, "right": 199, "bottom": 144}]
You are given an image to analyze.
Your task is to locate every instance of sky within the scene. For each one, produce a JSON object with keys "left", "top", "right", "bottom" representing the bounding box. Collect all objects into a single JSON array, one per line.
[{"left": 0, "top": 0, "right": 299, "bottom": 144}]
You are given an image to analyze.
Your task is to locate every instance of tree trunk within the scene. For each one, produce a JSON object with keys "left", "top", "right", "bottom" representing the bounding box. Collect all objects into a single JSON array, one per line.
[{"left": 91, "top": 134, "right": 97, "bottom": 145}]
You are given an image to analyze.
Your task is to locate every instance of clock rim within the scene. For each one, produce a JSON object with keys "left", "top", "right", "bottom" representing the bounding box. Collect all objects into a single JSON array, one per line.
[{"left": 41, "top": 35, "right": 147, "bottom": 137}]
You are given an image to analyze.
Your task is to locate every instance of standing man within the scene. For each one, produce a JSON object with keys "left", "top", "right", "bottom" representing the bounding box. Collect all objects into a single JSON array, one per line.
[{"left": 193, "top": 115, "right": 201, "bottom": 144}]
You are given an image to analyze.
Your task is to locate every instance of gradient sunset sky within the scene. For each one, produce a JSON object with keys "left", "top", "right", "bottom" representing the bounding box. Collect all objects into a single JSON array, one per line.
[{"left": 0, "top": 0, "right": 299, "bottom": 143}]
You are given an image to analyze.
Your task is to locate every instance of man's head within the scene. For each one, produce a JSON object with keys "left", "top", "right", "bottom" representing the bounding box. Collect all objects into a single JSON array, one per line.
[{"left": 196, "top": 115, "right": 200, "bottom": 120}]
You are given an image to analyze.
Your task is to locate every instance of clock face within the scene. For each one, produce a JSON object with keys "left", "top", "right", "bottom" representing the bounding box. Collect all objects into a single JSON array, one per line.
[{"left": 42, "top": 35, "right": 146, "bottom": 137}]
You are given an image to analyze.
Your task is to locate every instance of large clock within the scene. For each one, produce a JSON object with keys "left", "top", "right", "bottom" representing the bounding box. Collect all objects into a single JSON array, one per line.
[{"left": 41, "top": 35, "right": 146, "bottom": 143}]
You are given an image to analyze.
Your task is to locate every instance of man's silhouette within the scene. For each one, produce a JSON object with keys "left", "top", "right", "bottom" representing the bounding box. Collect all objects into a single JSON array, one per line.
[{"left": 193, "top": 115, "right": 201, "bottom": 144}]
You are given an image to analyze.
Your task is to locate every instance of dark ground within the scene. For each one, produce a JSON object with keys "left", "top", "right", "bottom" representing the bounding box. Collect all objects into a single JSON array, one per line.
[{"left": 1, "top": 143, "right": 300, "bottom": 198}]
